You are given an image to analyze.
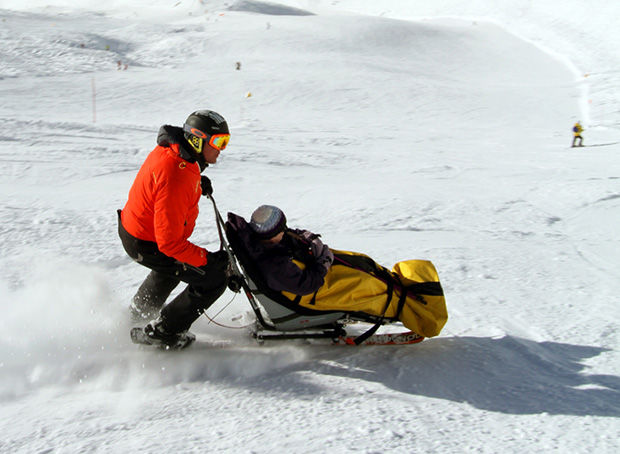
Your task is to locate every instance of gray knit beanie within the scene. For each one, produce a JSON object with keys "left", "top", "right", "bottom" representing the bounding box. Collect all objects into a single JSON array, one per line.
[{"left": 249, "top": 205, "right": 287, "bottom": 239}]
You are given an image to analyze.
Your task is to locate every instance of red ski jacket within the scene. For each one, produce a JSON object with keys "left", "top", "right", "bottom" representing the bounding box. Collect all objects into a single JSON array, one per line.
[{"left": 121, "top": 137, "right": 207, "bottom": 267}]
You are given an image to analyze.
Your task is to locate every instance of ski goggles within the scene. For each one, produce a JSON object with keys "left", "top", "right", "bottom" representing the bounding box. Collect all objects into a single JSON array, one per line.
[
  {"left": 184, "top": 124, "right": 230, "bottom": 151},
  {"left": 208, "top": 133, "right": 230, "bottom": 151}
]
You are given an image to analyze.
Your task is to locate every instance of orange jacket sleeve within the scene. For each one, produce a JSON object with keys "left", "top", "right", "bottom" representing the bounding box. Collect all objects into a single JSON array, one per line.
[{"left": 152, "top": 164, "right": 207, "bottom": 266}]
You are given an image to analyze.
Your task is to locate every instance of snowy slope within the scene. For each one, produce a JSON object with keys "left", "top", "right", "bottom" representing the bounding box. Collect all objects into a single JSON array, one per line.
[{"left": 1, "top": 1, "right": 619, "bottom": 453}]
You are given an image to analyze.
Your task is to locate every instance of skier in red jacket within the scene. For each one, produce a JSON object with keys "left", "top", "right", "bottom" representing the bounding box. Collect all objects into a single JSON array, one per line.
[{"left": 119, "top": 110, "right": 231, "bottom": 348}]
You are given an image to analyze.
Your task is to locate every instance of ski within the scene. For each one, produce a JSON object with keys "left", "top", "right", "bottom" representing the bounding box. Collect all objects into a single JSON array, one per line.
[
  {"left": 336, "top": 330, "right": 424, "bottom": 346},
  {"left": 130, "top": 324, "right": 422, "bottom": 348},
  {"left": 248, "top": 326, "right": 424, "bottom": 346}
]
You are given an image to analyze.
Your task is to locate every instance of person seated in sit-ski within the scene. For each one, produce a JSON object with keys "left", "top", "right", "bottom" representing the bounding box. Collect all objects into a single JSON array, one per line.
[{"left": 236, "top": 205, "right": 334, "bottom": 295}]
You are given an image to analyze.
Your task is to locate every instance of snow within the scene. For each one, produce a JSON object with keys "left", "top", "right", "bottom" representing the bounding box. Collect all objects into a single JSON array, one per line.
[{"left": 1, "top": 0, "right": 619, "bottom": 452}]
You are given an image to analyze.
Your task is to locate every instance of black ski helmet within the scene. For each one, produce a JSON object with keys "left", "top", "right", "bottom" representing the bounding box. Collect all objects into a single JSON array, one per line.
[{"left": 183, "top": 110, "right": 229, "bottom": 153}]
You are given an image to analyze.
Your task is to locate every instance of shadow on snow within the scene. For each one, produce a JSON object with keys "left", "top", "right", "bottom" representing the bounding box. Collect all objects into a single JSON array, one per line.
[
  {"left": 301, "top": 335, "right": 620, "bottom": 417},
  {"left": 231, "top": 335, "right": 619, "bottom": 417}
]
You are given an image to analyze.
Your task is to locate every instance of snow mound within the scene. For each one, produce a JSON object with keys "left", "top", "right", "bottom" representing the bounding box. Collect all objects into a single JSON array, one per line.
[{"left": 227, "top": 1, "right": 314, "bottom": 16}]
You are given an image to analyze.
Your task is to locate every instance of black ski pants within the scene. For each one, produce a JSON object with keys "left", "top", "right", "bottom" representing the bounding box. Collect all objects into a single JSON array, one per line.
[{"left": 118, "top": 211, "right": 227, "bottom": 332}]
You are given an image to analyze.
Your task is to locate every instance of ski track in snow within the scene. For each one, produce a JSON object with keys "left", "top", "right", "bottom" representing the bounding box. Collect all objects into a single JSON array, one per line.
[{"left": 1, "top": 1, "right": 619, "bottom": 452}]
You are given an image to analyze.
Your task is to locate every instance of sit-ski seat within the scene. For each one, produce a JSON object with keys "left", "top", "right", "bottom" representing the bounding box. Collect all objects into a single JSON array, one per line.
[{"left": 225, "top": 214, "right": 347, "bottom": 333}]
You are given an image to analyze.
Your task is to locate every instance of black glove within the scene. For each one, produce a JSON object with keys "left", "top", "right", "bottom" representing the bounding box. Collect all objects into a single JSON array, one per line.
[
  {"left": 207, "top": 249, "right": 229, "bottom": 269},
  {"left": 308, "top": 237, "right": 322, "bottom": 256},
  {"left": 311, "top": 238, "right": 333, "bottom": 273},
  {"left": 201, "top": 175, "right": 213, "bottom": 196},
  {"left": 300, "top": 229, "right": 320, "bottom": 243},
  {"left": 227, "top": 274, "right": 244, "bottom": 293},
  {"left": 317, "top": 245, "right": 334, "bottom": 267}
]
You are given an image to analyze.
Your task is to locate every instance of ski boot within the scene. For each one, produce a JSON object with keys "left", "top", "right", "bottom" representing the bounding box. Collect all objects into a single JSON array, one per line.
[{"left": 130, "top": 317, "right": 196, "bottom": 350}]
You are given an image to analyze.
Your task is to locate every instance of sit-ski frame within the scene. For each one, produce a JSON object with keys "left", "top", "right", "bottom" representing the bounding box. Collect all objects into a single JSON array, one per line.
[
  {"left": 207, "top": 196, "right": 420, "bottom": 345},
  {"left": 208, "top": 196, "right": 350, "bottom": 342}
]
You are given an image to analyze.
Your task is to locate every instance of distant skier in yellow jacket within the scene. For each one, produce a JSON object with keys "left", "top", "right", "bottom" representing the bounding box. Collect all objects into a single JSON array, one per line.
[{"left": 572, "top": 121, "right": 584, "bottom": 147}]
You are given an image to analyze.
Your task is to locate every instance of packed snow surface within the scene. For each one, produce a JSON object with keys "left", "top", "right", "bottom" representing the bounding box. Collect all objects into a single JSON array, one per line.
[{"left": 1, "top": 1, "right": 619, "bottom": 452}]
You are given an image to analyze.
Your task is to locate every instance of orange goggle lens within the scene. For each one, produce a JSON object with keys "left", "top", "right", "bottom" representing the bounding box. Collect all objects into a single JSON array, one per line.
[{"left": 208, "top": 134, "right": 230, "bottom": 151}]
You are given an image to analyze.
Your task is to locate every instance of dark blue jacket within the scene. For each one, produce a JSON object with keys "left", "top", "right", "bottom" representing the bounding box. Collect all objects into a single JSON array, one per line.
[{"left": 228, "top": 214, "right": 327, "bottom": 295}]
